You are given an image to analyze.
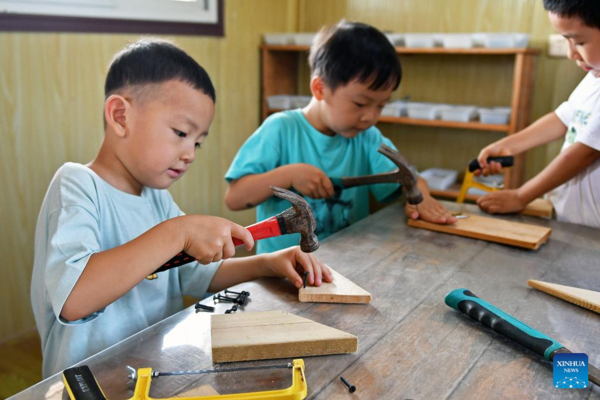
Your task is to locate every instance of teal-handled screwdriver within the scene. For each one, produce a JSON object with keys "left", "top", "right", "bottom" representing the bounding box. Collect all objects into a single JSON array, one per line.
[{"left": 445, "top": 288, "right": 600, "bottom": 386}]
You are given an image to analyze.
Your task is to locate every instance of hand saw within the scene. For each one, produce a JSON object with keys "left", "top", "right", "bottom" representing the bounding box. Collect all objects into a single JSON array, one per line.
[{"left": 62, "top": 359, "right": 307, "bottom": 400}]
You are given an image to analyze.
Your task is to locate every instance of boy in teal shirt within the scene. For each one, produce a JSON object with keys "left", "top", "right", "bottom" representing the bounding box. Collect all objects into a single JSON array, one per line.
[
  {"left": 225, "top": 21, "right": 456, "bottom": 254},
  {"left": 31, "top": 39, "right": 331, "bottom": 378}
]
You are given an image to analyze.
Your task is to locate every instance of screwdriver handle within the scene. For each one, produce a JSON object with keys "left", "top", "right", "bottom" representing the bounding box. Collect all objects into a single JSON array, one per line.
[
  {"left": 468, "top": 156, "right": 514, "bottom": 173},
  {"left": 445, "top": 288, "right": 565, "bottom": 361}
]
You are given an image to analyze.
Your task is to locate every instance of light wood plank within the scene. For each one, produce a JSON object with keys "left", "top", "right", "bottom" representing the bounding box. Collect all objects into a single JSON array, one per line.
[
  {"left": 211, "top": 310, "right": 357, "bottom": 363},
  {"left": 407, "top": 214, "right": 551, "bottom": 250},
  {"left": 521, "top": 198, "right": 553, "bottom": 218},
  {"left": 528, "top": 279, "right": 600, "bottom": 314},
  {"left": 299, "top": 266, "right": 371, "bottom": 304}
]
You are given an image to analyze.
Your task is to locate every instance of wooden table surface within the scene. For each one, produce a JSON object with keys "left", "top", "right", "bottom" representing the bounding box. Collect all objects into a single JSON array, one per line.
[{"left": 11, "top": 202, "right": 600, "bottom": 400}]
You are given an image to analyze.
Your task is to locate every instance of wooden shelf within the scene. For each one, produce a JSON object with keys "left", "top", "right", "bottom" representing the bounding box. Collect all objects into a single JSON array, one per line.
[
  {"left": 261, "top": 43, "right": 539, "bottom": 190},
  {"left": 376, "top": 116, "right": 509, "bottom": 132},
  {"left": 261, "top": 44, "right": 540, "bottom": 55},
  {"left": 267, "top": 109, "right": 509, "bottom": 132}
]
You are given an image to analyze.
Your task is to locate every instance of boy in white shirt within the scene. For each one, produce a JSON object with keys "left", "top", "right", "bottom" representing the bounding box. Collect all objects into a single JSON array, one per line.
[{"left": 475, "top": 0, "right": 600, "bottom": 228}]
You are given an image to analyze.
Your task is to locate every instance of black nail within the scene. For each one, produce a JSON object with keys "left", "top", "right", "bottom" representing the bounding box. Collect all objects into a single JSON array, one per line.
[
  {"left": 225, "top": 289, "right": 250, "bottom": 297},
  {"left": 237, "top": 293, "right": 249, "bottom": 306},
  {"left": 303, "top": 271, "right": 309, "bottom": 288},
  {"left": 195, "top": 303, "right": 215, "bottom": 312},
  {"left": 225, "top": 305, "right": 238, "bottom": 314},
  {"left": 340, "top": 376, "right": 356, "bottom": 393},
  {"left": 214, "top": 294, "right": 238, "bottom": 303}
]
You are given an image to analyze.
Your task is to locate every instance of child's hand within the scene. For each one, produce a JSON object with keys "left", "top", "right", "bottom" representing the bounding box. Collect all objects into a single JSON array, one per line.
[
  {"left": 180, "top": 215, "right": 254, "bottom": 264},
  {"left": 263, "top": 246, "right": 333, "bottom": 289},
  {"left": 477, "top": 189, "right": 527, "bottom": 214},
  {"left": 405, "top": 195, "right": 458, "bottom": 224},
  {"left": 286, "top": 164, "right": 335, "bottom": 199},
  {"left": 476, "top": 143, "right": 512, "bottom": 176}
]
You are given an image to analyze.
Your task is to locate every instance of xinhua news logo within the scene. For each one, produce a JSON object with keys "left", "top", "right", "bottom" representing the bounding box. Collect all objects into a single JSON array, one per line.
[{"left": 553, "top": 353, "right": 588, "bottom": 389}]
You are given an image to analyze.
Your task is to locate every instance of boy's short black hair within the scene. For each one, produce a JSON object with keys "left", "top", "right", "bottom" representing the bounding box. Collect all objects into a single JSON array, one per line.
[
  {"left": 543, "top": 0, "right": 600, "bottom": 30},
  {"left": 105, "top": 38, "right": 215, "bottom": 102},
  {"left": 309, "top": 20, "right": 402, "bottom": 92}
]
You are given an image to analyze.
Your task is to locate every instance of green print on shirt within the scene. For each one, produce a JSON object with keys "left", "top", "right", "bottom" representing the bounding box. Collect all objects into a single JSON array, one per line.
[{"left": 567, "top": 126, "right": 577, "bottom": 145}]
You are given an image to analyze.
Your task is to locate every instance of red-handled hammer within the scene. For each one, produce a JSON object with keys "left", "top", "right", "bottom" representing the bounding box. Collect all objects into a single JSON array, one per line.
[{"left": 146, "top": 186, "right": 318, "bottom": 279}]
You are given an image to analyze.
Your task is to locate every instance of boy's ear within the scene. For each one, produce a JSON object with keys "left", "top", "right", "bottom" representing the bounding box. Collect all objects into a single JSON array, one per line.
[
  {"left": 310, "top": 76, "right": 326, "bottom": 100},
  {"left": 104, "top": 95, "right": 130, "bottom": 138}
]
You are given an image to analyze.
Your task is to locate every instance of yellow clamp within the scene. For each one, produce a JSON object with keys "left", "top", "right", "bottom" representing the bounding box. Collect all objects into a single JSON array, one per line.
[{"left": 456, "top": 167, "right": 501, "bottom": 204}]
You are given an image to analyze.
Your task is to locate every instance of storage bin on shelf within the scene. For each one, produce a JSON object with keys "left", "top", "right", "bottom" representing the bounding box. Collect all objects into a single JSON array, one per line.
[
  {"left": 267, "top": 95, "right": 292, "bottom": 109},
  {"left": 404, "top": 34, "right": 437, "bottom": 48},
  {"left": 473, "top": 33, "right": 530, "bottom": 48},
  {"left": 289, "top": 95, "right": 312, "bottom": 109},
  {"left": 407, "top": 102, "right": 444, "bottom": 120},
  {"left": 420, "top": 168, "right": 459, "bottom": 191},
  {"left": 440, "top": 106, "right": 477, "bottom": 122},
  {"left": 291, "top": 33, "right": 315, "bottom": 46},
  {"left": 440, "top": 34, "right": 474, "bottom": 49},
  {"left": 385, "top": 33, "right": 404, "bottom": 46},
  {"left": 263, "top": 33, "right": 294, "bottom": 45},
  {"left": 381, "top": 100, "right": 408, "bottom": 117},
  {"left": 478, "top": 107, "right": 511, "bottom": 124}
]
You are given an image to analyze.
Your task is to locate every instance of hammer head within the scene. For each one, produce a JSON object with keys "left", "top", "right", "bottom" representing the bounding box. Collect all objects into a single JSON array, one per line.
[
  {"left": 271, "top": 186, "right": 319, "bottom": 253},
  {"left": 377, "top": 144, "right": 423, "bottom": 205}
]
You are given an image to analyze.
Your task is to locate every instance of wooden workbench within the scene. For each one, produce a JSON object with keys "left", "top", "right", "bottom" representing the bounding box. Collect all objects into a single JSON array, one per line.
[{"left": 10, "top": 202, "right": 600, "bottom": 399}]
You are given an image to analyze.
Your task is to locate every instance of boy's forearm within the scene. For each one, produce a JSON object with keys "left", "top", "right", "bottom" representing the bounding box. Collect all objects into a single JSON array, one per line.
[
  {"left": 61, "top": 217, "right": 186, "bottom": 321},
  {"left": 498, "top": 112, "right": 567, "bottom": 155},
  {"left": 208, "top": 254, "right": 272, "bottom": 292},
  {"left": 225, "top": 166, "right": 293, "bottom": 210},
  {"left": 517, "top": 142, "right": 600, "bottom": 204}
]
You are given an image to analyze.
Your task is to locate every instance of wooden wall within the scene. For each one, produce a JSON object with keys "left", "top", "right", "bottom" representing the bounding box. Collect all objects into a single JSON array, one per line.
[
  {"left": 0, "top": 0, "right": 585, "bottom": 342},
  {"left": 0, "top": 0, "right": 298, "bottom": 342}
]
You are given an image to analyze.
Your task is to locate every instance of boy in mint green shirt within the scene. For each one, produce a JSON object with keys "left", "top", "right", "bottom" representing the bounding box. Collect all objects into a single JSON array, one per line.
[{"left": 225, "top": 21, "right": 456, "bottom": 254}]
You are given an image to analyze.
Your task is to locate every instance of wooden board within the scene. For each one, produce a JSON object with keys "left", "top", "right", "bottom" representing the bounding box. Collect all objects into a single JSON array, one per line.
[
  {"left": 175, "top": 385, "right": 219, "bottom": 397},
  {"left": 407, "top": 214, "right": 551, "bottom": 250},
  {"left": 211, "top": 310, "right": 357, "bottom": 363},
  {"left": 528, "top": 280, "right": 600, "bottom": 314},
  {"left": 521, "top": 198, "right": 553, "bottom": 218},
  {"left": 299, "top": 266, "right": 371, "bottom": 304}
]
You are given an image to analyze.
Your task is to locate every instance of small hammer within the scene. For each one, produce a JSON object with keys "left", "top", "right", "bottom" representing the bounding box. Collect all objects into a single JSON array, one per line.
[
  {"left": 330, "top": 144, "right": 424, "bottom": 205},
  {"left": 147, "top": 186, "right": 318, "bottom": 279}
]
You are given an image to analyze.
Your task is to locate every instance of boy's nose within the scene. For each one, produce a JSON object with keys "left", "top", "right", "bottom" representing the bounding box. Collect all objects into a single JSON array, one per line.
[
  {"left": 567, "top": 41, "right": 581, "bottom": 61},
  {"left": 360, "top": 108, "right": 379, "bottom": 125},
  {"left": 181, "top": 146, "right": 196, "bottom": 163}
]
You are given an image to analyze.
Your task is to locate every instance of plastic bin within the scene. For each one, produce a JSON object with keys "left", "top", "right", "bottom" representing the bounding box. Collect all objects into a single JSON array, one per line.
[
  {"left": 267, "top": 95, "right": 292, "bottom": 109},
  {"left": 407, "top": 102, "right": 443, "bottom": 120},
  {"left": 440, "top": 34, "right": 474, "bottom": 49},
  {"left": 404, "top": 34, "right": 436, "bottom": 48},
  {"left": 478, "top": 107, "right": 511, "bottom": 124},
  {"left": 289, "top": 95, "right": 312, "bottom": 108},
  {"left": 292, "top": 33, "right": 315, "bottom": 46},
  {"left": 481, "top": 33, "right": 530, "bottom": 48},
  {"left": 385, "top": 33, "right": 404, "bottom": 46},
  {"left": 440, "top": 106, "right": 477, "bottom": 122},
  {"left": 381, "top": 101, "right": 408, "bottom": 117},
  {"left": 420, "top": 168, "right": 459, "bottom": 191},
  {"left": 264, "top": 33, "right": 294, "bottom": 45}
]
